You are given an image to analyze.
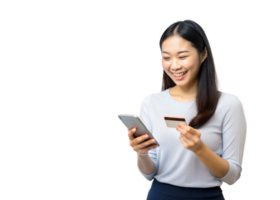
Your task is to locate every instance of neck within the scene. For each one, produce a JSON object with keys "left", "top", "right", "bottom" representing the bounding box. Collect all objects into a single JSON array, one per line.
[{"left": 173, "top": 79, "right": 198, "bottom": 100}]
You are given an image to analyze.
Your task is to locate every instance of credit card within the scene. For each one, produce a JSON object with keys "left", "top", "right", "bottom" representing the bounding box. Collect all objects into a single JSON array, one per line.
[{"left": 164, "top": 116, "right": 187, "bottom": 128}]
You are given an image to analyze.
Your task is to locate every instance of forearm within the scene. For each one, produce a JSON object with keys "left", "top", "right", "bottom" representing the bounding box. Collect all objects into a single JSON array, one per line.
[
  {"left": 194, "top": 141, "right": 229, "bottom": 178},
  {"left": 137, "top": 153, "right": 156, "bottom": 175}
]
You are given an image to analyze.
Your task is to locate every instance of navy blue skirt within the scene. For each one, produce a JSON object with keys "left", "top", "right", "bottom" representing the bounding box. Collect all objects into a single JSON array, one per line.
[{"left": 147, "top": 178, "right": 225, "bottom": 200}]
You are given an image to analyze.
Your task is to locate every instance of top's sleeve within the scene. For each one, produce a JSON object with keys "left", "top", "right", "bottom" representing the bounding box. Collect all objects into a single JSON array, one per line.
[
  {"left": 214, "top": 96, "right": 247, "bottom": 185},
  {"left": 137, "top": 93, "right": 158, "bottom": 181}
]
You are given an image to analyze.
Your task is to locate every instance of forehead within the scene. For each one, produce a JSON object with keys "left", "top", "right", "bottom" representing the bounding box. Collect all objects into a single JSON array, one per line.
[{"left": 162, "top": 35, "right": 193, "bottom": 52}]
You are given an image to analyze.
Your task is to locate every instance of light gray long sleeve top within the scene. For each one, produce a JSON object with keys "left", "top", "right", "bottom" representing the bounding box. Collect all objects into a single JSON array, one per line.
[{"left": 138, "top": 88, "right": 247, "bottom": 188}]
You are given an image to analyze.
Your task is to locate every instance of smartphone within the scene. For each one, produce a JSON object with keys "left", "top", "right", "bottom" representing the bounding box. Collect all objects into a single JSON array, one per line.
[
  {"left": 164, "top": 116, "right": 187, "bottom": 128},
  {"left": 118, "top": 114, "right": 160, "bottom": 147}
]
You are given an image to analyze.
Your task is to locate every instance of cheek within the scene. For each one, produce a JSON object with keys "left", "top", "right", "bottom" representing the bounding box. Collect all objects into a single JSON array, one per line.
[
  {"left": 182, "top": 58, "right": 195, "bottom": 70},
  {"left": 162, "top": 60, "right": 169, "bottom": 70},
  {"left": 161, "top": 58, "right": 198, "bottom": 72}
]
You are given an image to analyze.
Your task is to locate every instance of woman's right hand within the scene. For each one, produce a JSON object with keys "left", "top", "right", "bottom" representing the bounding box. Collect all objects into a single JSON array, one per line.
[{"left": 128, "top": 127, "right": 158, "bottom": 157}]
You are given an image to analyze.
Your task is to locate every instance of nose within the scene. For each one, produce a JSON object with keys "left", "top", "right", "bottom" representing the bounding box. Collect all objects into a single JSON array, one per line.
[{"left": 171, "top": 58, "right": 182, "bottom": 71}]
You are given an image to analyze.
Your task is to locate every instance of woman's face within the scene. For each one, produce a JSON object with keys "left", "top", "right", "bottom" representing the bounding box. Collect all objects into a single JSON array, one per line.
[{"left": 161, "top": 35, "right": 206, "bottom": 88}]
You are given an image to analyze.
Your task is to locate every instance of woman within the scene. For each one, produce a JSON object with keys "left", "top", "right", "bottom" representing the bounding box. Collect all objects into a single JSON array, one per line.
[{"left": 128, "top": 20, "right": 247, "bottom": 200}]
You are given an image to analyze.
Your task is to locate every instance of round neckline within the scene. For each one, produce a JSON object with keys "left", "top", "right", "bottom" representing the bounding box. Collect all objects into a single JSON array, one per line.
[{"left": 165, "top": 88, "right": 195, "bottom": 107}]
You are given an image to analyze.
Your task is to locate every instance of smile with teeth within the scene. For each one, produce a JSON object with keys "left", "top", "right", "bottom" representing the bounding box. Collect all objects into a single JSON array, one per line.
[{"left": 173, "top": 71, "right": 187, "bottom": 77}]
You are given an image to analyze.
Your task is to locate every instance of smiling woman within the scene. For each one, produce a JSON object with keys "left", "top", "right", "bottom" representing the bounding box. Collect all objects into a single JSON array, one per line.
[
  {"left": 160, "top": 21, "right": 220, "bottom": 128},
  {"left": 133, "top": 20, "right": 247, "bottom": 200}
]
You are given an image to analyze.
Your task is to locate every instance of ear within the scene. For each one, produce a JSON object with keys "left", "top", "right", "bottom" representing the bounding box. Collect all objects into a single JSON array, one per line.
[{"left": 201, "top": 47, "right": 207, "bottom": 63}]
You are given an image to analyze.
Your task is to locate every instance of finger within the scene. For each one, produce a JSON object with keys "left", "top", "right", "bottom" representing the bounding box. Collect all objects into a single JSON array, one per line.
[
  {"left": 178, "top": 126, "right": 196, "bottom": 139},
  {"left": 128, "top": 127, "right": 137, "bottom": 141},
  {"left": 133, "top": 133, "right": 149, "bottom": 145},
  {"left": 180, "top": 133, "right": 192, "bottom": 146},
  {"left": 181, "top": 133, "right": 192, "bottom": 143},
  {"left": 177, "top": 126, "right": 189, "bottom": 138},
  {"left": 180, "top": 132, "right": 190, "bottom": 142},
  {"left": 188, "top": 129, "right": 196, "bottom": 136},
  {"left": 178, "top": 124, "right": 195, "bottom": 135},
  {"left": 178, "top": 123, "right": 187, "bottom": 128},
  {"left": 185, "top": 126, "right": 196, "bottom": 135},
  {"left": 141, "top": 139, "right": 156, "bottom": 148},
  {"left": 181, "top": 131, "right": 199, "bottom": 147},
  {"left": 130, "top": 133, "right": 149, "bottom": 147},
  {"left": 133, "top": 138, "right": 156, "bottom": 151},
  {"left": 137, "top": 144, "right": 159, "bottom": 154}
]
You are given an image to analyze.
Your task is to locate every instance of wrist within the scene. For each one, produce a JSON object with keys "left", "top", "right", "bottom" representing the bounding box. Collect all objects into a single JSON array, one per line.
[
  {"left": 137, "top": 152, "right": 149, "bottom": 158},
  {"left": 193, "top": 140, "right": 204, "bottom": 155}
]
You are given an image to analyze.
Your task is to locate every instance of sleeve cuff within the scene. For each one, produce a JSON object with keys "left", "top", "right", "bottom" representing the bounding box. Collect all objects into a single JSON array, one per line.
[
  {"left": 137, "top": 160, "right": 157, "bottom": 181},
  {"left": 214, "top": 160, "right": 241, "bottom": 185}
]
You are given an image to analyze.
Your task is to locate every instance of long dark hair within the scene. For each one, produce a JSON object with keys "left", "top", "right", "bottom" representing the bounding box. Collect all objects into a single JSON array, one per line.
[{"left": 160, "top": 20, "right": 221, "bottom": 129}]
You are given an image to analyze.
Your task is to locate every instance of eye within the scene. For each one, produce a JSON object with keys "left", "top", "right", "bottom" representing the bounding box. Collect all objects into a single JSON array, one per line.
[{"left": 163, "top": 56, "right": 187, "bottom": 60}]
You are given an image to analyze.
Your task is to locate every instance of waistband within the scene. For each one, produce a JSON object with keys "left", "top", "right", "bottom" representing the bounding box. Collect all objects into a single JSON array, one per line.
[{"left": 152, "top": 178, "right": 223, "bottom": 198}]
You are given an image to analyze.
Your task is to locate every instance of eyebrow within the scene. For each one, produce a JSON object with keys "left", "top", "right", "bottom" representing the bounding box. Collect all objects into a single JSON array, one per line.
[{"left": 161, "top": 50, "right": 189, "bottom": 54}]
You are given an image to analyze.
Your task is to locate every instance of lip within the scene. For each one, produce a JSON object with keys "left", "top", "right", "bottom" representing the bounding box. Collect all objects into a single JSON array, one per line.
[
  {"left": 172, "top": 71, "right": 188, "bottom": 80},
  {"left": 172, "top": 71, "right": 187, "bottom": 74}
]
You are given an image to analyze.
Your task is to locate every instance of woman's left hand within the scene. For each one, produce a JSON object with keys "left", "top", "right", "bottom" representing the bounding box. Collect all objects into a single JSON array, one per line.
[{"left": 176, "top": 123, "right": 202, "bottom": 153}]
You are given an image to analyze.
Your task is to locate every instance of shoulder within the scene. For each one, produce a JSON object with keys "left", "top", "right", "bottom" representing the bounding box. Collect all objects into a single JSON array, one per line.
[
  {"left": 141, "top": 93, "right": 153, "bottom": 104},
  {"left": 218, "top": 91, "right": 244, "bottom": 114},
  {"left": 221, "top": 91, "right": 243, "bottom": 102},
  {"left": 140, "top": 91, "right": 164, "bottom": 102}
]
